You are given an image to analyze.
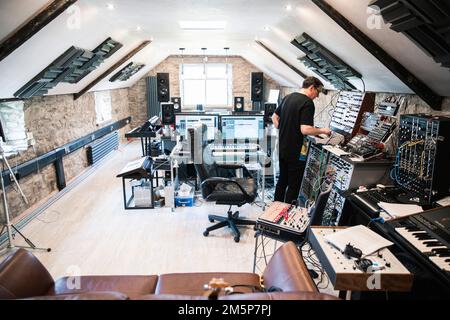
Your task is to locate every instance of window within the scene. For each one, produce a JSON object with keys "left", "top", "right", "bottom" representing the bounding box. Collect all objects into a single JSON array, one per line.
[
  {"left": 0, "top": 101, "right": 28, "bottom": 157},
  {"left": 180, "top": 63, "right": 232, "bottom": 109},
  {"left": 94, "top": 91, "right": 112, "bottom": 124}
]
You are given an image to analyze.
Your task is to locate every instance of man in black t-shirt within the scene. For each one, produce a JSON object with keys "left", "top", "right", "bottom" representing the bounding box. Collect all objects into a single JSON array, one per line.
[{"left": 272, "top": 77, "right": 331, "bottom": 204}]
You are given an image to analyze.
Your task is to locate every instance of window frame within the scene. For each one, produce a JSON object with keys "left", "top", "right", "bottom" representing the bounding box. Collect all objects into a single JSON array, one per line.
[{"left": 180, "top": 63, "right": 233, "bottom": 110}]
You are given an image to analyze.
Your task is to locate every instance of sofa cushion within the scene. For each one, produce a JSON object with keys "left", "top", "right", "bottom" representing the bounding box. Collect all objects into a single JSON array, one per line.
[
  {"left": 263, "top": 241, "right": 317, "bottom": 292},
  {"left": 49, "top": 275, "right": 158, "bottom": 299},
  {"left": 22, "top": 291, "right": 129, "bottom": 300},
  {"left": 0, "top": 249, "right": 54, "bottom": 299},
  {"left": 138, "top": 294, "right": 208, "bottom": 300},
  {"left": 156, "top": 272, "right": 261, "bottom": 296},
  {"left": 220, "top": 292, "right": 340, "bottom": 300}
]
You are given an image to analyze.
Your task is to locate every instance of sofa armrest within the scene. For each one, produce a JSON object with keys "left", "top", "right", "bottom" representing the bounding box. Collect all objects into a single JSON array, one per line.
[
  {"left": 262, "top": 242, "right": 317, "bottom": 293},
  {"left": 0, "top": 249, "right": 54, "bottom": 299}
]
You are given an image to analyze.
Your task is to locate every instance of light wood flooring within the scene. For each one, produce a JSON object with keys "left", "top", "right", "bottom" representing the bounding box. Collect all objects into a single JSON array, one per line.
[{"left": 3, "top": 141, "right": 263, "bottom": 279}]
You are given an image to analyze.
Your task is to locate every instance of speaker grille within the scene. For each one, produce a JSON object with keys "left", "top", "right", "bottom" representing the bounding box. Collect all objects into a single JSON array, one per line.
[
  {"left": 157, "top": 73, "right": 170, "bottom": 102},
  {"left": 161, "top": 103, "right": 175, "bottom": 125},
  {"left": 234, "top": 97, "right": 244, "bottom": 112},
  {"left": 171, "top": 97, "right": 182, "bottom": 113},
  {"left": 251, "top": 73, "right": 264, "bottom": 102}
]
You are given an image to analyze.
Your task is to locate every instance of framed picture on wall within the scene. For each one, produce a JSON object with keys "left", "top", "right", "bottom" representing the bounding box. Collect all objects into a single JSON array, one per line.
[
  {"left": 94, "top": 91, "right": 112, "bottom": 125},
  {"left": 0, "top": 100, "right": 28, "bottom": 157}
]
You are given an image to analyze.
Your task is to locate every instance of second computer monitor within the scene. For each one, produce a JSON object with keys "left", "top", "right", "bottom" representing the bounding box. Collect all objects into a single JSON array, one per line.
[
  {"left": 220, "top": 115, "right": 265, "bottom": 141},
  {"left": 175, "top": 113, "right": 218, "bottom": 141}
]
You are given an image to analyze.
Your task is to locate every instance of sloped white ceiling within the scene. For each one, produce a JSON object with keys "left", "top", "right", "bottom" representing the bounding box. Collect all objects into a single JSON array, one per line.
[{"left": 0, "top": 0, "right": 449, "bottom": 99}]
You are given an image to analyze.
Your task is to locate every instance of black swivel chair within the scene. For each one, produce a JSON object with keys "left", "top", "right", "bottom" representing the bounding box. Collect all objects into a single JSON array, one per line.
[
  {"left": 194, "top": 162, "right": 257, "bottom": 243},
  {"left": 308, "top": 184, "right": 333, "bottom": 226}
]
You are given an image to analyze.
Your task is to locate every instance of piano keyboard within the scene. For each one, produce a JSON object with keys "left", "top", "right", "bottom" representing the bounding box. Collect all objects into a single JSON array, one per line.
[{"left": 395, "top": 226, "right": 450, "bottom": 272}]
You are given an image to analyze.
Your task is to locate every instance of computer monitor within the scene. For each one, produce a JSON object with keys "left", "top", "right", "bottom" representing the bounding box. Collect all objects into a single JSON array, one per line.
[
  {"left": 220, "top": 115, "right": 265, "bottom": 141},
  {"left": 175, "top": 113, "right": 218, "bottom": 141}
]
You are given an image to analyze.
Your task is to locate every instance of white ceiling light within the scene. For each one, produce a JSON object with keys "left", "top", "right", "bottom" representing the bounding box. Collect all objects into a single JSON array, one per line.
[
  {"left": 264, "top": 26, "right": 270, "bottom": 31},
  {"left": 136, "top": 26, "right": 142, "bottom": 31},
  {"left": 285, "top": 5, "right": 292, "bottom": 11},
  {"left": 179, "top": 21, "right": 227, "bottom": 30},
  {"left": 107, "top": 3, "right": 115, "bottom": 10}
]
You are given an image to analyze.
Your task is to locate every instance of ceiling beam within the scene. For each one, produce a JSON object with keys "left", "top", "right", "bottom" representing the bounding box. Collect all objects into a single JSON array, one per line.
[
  {"left": 255, "top": 40, "right": 308, "bottom": 79},
  {"left": 74, "top": 41, "right": 151, "bottom": 100},
  {"left": 0, "top": 0, "right": 78, "bottom": 63},
  {"left": 310, "top": 0, "right": 443, "bottom": 110},
  {"left": 0, "top": 97, "right": 23, "bottom": 103}
]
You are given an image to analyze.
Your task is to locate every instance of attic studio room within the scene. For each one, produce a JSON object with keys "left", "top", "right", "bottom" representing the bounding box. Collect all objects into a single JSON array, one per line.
[{"left": 0, "top": 0, "right": 449, "bottom": 304}]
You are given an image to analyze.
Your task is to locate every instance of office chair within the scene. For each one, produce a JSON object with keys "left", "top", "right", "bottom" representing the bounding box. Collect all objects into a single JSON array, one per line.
[
  {"left": 194, "top": 162, "right": 257, "bottom": 243},
  {"left": 309, "top": 184, "right": 333, "bottom": 226}
]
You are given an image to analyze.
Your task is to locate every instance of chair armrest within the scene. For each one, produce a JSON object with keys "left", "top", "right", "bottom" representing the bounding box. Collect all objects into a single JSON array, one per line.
[
  {"left": 216, "top": 164, "right": 245, "bottom": 170},
  {"left": 202, "top": 177, "right": 250, "bottom": 198}
]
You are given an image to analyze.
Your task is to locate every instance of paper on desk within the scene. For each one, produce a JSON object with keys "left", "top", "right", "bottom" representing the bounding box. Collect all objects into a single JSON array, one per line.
[
  {"left": 378, "top": 202, "right": 423, "bottom": 218},
  {"left": 324, "top": 225, "right": 393, "bottom": 256},
  {"left": 437, "top": 196, "right": 450, "bottom": 207}
]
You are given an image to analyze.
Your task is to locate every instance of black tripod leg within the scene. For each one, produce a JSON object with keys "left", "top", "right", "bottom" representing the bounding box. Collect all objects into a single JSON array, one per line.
[{"left": 11, "top": 225, "right": 51, "bottom": 252}]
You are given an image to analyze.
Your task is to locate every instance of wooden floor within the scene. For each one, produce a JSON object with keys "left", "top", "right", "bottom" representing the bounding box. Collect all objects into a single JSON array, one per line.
[{"left": 4, "top": 141, "right": 263, "bottom": 279}]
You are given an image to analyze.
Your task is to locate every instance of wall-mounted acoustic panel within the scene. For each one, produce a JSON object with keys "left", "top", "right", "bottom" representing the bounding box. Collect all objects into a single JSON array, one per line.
[
  {"left": 291, "top": 33, "right": 362, "bottom": 90},
  {"left": 109, "top": 62, "right": 145, "bottom": 82},
  {"left": 14, "top": 38, "right": 122, "bottom": 99},
  {"left": 371, "top": 0, "right": 450, "bottom": 69}
]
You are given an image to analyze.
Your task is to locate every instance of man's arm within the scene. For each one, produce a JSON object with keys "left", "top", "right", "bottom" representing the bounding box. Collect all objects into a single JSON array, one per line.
[
  {"left": 272, "top": 113, "right": 280, "bottom": 129},
  {"left": 301, "top": 125, "right": 331, "bottom": 136}
]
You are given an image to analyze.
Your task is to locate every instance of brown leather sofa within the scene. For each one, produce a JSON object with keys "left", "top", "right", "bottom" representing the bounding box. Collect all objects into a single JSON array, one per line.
[{"left": 0, "top": 241, "right": 338, "bottom": 300}]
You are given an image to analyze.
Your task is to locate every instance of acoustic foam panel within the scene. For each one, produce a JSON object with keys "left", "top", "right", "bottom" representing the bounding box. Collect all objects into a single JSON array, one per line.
[
  {"left": 291, "top": 33, "right": 362, "bottom": 90},
  {"left": 371, "top": 0, "right": 450, "bottom": 69},
  {"left": 109, "top": 62, "right": 145, "bottom": 82},
  {"left": 14, "top": 38, "right": 122, "bottom": 98}
]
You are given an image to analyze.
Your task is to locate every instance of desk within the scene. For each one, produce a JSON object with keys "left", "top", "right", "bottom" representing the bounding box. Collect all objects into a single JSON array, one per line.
[
  {"left": 308, "top": 227, "right": 413, "bottom": 299},
  {"left": 125, "top": 126, "right": 157, "bottom": 157}
]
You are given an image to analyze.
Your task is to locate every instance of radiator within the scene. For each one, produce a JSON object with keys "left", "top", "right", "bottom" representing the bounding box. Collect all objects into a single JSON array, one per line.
[
  {"left": 87, "top": 131, "right": 119, "bottom": 165},
  {"left": 146, "top": 76, "right": 160, "bottom": 118}
]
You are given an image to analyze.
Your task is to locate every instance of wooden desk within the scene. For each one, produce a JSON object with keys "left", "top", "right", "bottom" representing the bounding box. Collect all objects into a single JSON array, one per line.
[{"left": 309, "top": 227, "right": 413, "bottom": 296}]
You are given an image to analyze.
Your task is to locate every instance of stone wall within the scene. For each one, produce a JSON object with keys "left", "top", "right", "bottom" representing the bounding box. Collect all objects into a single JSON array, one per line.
[
  {"left": 1, "top": 88, "right": 131, "bottom": 223},
  {"left": 128, "top": 55, "right": 280, "bottom": 128},
  {"left": 280, "top": 87, "right": 450, "bottom": 127}
]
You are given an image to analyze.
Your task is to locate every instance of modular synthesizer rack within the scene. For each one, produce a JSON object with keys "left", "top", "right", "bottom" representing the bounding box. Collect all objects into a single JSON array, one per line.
[
  {"left": 329, "top": 91, "right": 375, "bottom": 139},
  {"left": 395, "top": 115, "right": 450, "bottom": 205},
  {"left": 299, "top": 143, "right": 330, "bottom": 204}
]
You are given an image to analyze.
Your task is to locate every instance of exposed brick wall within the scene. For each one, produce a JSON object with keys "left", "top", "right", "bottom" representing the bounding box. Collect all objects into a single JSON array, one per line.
[
  {"left": 1, "top": 88, "right": 131, "bottom": 223},
  {"left": 128, "top": 55, "right": 281, "bottom": 128}
]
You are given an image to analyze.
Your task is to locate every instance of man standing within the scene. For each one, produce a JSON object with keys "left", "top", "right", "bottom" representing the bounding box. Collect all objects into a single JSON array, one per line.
[{"left": 272, "top": 77, "right": 331, "bottom": 204}]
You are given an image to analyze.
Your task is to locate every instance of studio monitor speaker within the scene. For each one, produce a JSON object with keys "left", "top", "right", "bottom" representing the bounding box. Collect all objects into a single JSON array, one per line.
[
  {"left": 251, "top": 72, "right": 264, "bottom": 102},
  {"left": 171, "top": 97, "right": 181, "bottom": 113},
  {"left": 157, "top": 73, "right": 170, "bottom": 102},
  {"left": 161, "top": 103, "right": 175, "bottom": 125},
  {"left": 234, "top": 97, "right": 244, "bottom": 112}
]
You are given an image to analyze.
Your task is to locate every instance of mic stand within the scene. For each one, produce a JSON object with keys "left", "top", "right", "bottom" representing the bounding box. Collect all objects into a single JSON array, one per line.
[{"left": 0, "top": 146, "right": 51, "bottom": 255}]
